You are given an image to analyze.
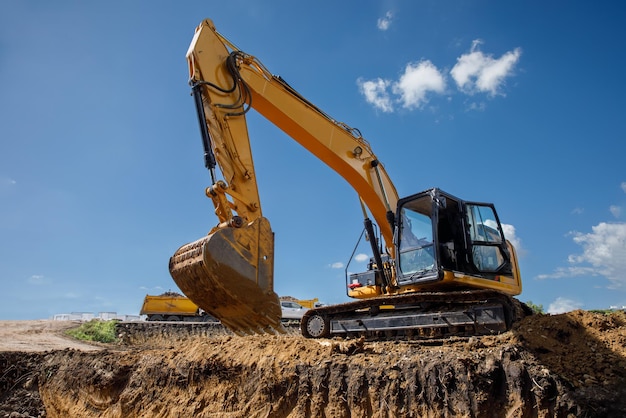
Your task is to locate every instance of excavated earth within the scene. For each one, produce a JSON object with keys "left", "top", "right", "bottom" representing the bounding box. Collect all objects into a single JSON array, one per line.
[{"left": 1, "top": 309, "right": 626, "bottom": 417}]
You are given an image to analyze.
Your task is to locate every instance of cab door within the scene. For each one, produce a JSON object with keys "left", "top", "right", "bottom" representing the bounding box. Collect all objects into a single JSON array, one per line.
[
  {"left": 395, "top": 190, "right": 440, "bottom": 286},
  {"left": 463, "top": 202, "right": 513, "bottom": 276}
]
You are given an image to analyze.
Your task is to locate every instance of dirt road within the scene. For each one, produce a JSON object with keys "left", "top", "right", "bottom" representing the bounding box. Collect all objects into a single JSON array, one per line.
[{"left": 0, "top": 320, "right": 104, "bottom": 352}]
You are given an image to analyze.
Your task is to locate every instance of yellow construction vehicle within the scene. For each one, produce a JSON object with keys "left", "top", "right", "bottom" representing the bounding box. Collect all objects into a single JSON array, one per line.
[
  {"left": 169, "top": 19, "right": 523, "bottom": 338},
  {"left": 294, "top": 298, "right": 320, "bottom": 309},
  {"left": 140, "top": 292, "right": 216, "bottom": 322}
]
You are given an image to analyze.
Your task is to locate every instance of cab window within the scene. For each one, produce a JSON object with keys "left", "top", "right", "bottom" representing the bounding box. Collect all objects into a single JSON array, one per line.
[
  {"left": 398, "top": 208, "right": 435, "bottom": 275},
  {"left": 466, "top": 204, "right": 506, "bottom": 272}
]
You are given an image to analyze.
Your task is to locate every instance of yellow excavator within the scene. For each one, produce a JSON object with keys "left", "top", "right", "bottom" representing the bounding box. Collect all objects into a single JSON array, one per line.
[{"left": 169, "top": 19, "right": 523, "bottom": 339}]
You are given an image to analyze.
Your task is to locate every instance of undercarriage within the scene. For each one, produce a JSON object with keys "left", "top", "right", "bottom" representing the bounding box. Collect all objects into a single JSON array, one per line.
[{"left": 301, "top": 290, "right": 528, "bottom": 340}]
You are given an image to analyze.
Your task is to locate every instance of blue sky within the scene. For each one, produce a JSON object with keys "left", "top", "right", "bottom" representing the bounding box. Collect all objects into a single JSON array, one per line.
[{"left": 1, "top": 1, "right": 625, "bottom": 319}]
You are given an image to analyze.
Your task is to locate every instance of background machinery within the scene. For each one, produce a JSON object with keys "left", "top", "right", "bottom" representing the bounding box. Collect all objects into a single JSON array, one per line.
[
  {"left": 279, "top": 297, "right": 321, "bottom": 309},
  {"left": 140, "top": 292, "right": 216, "bottom": 322},
  {"left": 169, "top": 19, "right": 524, "bottom": 339}
]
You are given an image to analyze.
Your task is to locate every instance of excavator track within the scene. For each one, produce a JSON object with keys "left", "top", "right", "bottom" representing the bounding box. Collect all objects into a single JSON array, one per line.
[{"left": 301, "top": 290, "right": 528, "bottom": 341}]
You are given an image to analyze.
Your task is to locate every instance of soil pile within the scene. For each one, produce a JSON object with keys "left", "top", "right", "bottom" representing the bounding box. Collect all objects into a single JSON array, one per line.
[{"left": 1, "top": 309, "right": 625, "bottom": 417}]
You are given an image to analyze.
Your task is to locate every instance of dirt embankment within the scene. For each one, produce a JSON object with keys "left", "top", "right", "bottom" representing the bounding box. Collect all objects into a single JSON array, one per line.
[{"left": 1, "top": 310, "right": 626, "bottom": 417}]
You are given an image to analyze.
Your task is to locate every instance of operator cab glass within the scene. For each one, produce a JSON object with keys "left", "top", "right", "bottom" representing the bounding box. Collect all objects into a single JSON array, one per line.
[
  {"left": 399, "top": 209, "right": 435, "bottom": 274},
  {"left": 466, "top": 203, "right": 509, "bottom": 273},
  {"left": 396, "top": 192, "right": 439, "bottom": 285}
]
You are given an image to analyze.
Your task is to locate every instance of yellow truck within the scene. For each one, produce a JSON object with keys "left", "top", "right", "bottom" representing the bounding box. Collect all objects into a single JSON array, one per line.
[
  {"left": 279, "top": 297, "right": 322, "bottom": 309},
  {"left": 293, "top": 298, "right": 320, "bottom": 309},
  {"left": 140, "top": 293, "right": 216, "bottom": 322}
]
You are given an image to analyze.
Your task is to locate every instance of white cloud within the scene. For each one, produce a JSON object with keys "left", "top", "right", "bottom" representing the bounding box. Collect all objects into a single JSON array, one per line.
[
  {"left": 610, "top": 205, "right": 622, "bottom": 218},
  {"left": 377, "top": 11, "right": 393, "bottom": 31},
  {"left": 621, "top": 182, "right": 626, "bottom": 193},
  {"left": 536, "top": 266, "right": 598, "bottom": 280},
  {"left": 354, "top": 253, "right": 370, "bottom": 263},
  {"left": 567, "top": 222, "right": 626, "bottom": 288},
  {"left": 357, "top": 78, "right": 393, "bottom": 112},
  {"left": 358, "top": 40, "right": 521, "bottom": 112},
  {"left": 28, "top": 274, "right": 49, "bottom": 285},
  {"left": 330, "top": 262, "right": 344, "bottom": 269},
  {"left": 357, "top": 62, "right": 446, "bottom": 112},
  {"left": 467, "top": 101, "right": 486, "bottom": 112},
  {"left": 571, "top": 207, "right": 584, "bottom": 215},
  {"left": 538, "top": 222, "right": 626, "bottom": 288},
  {"left": 547, "top": 297, "right": 583, "bottom": 314},
  {"left": 392, "top": 61, "right": 446, "bottom": 109},
  {"left": 450, "top": 40, "right": 521, "bottom": 96}
]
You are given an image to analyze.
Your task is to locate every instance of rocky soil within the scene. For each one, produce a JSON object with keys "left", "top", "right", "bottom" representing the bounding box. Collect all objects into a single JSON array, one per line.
[{"left": 1, "top": 309, "right": 625, "bottom": 417}]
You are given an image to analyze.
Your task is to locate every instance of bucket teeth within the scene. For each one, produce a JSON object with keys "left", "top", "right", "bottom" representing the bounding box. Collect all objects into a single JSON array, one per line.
[{"left": 169, "top": 217, "right": 282, "bottom": 336}]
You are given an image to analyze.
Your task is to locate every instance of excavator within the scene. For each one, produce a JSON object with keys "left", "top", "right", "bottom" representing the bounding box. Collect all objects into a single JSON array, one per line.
[{"left": 169, "top": 19, "right": 524, "bottom": 339}]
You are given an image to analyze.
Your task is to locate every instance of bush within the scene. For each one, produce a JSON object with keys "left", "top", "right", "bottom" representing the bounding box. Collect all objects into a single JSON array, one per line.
[
  {"left": 66, "top": 319, "right": 118, "bottom": 343},
  {"left": 589, "top": 309, "right": 615, "bottom": 315},
  {"left": 525, "top": 301, "right": 544, "bottom": 314}
]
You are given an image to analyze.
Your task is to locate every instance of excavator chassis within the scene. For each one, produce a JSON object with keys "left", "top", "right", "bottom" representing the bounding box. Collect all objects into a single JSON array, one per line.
[{"left": 301, "top": 290, "right": 526, "bottom": 340}]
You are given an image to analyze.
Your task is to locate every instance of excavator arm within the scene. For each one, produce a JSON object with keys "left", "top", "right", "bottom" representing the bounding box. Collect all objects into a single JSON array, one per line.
[{"left": 170, "top": 19, "right": 399, "bottom": 335}]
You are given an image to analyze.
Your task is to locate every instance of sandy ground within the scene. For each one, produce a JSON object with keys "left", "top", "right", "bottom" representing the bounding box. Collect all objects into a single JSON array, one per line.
[
  {"left": 0, "top": 320, "right": 104, "bottom": 352},
  {"left": 2, "top": 312, "right": 626, "bottom": 417}
]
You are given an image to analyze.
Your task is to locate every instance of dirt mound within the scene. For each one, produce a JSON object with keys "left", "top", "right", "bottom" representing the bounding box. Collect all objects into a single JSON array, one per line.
[
  {"left": 1, "top": 310, "right": 625, "bottom": 417},
  {"left": 514, "top": 309, "right": 626, "bottom": 389}
]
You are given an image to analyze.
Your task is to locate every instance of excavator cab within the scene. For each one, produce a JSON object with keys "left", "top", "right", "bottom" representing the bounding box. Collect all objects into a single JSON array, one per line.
[
  {"left": 395, "top": 188, "right": 519, "bottom": 293},
  {"left": 348, "top": 188, "right": 521, "bottom": 298}
]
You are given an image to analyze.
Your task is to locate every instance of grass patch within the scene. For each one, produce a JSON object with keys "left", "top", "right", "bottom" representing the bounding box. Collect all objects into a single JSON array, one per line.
[
  {"left": 66, "top": 319, "right": 119, "bottom": 343},
  {"left": 589, "top": 309, "right": 618, "bottom": 315}
]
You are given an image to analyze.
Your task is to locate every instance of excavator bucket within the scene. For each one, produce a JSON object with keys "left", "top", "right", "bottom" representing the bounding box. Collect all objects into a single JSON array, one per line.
[{"left": 169, "top": 217, "right": 285, "bottom": 335}]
